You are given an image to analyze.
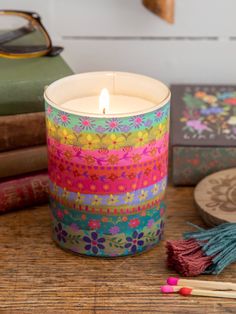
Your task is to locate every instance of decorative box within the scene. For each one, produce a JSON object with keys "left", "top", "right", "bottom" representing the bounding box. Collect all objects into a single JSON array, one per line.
[{"left": 171, "top": 85, "right": 236, "bottom": 186}]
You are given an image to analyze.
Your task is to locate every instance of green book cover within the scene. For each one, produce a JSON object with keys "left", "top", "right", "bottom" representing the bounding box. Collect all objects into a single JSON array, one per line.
[{"left": 0, "top": 55, "right": 73, "bottom": 115}]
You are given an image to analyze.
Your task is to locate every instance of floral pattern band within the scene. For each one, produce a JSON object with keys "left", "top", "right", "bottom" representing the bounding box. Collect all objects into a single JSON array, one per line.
[
  {"left": 49, "top": 176, "right": 167, "bottom": 212},
  {"left": 46, "top": 100, "right": 170, "bottom": 257},
  {"left": 52, "top": 204, "right": 165, "bottom": 257}
]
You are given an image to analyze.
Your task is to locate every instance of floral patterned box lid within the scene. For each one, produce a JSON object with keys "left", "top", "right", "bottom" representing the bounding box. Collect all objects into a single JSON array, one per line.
[{"left": 171, "top": 85, "right": 236, "bottom": 147}]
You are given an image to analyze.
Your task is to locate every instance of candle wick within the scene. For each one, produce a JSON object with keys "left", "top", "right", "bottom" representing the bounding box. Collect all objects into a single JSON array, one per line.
[{"left": 103, "top": 108, "right": 106, "bottom": 114}]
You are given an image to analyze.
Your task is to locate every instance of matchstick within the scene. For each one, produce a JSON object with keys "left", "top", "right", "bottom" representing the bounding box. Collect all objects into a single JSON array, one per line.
[
  {"left": 161, "top": 285, "right": 236, "bottom": 299},
  {"left": 167, "top": 277, "right": 236, "bottom": 291}
]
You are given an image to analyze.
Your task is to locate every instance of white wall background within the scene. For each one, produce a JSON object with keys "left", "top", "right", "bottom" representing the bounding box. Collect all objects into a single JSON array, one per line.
[{"left": 1, "top": 0, "right": 236, "bottom": 85}]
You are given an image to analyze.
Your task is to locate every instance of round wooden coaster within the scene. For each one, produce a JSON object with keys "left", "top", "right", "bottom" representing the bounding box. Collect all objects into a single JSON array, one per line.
[{"left": 194, "top": 168, "right": 236, "bottom": 227}]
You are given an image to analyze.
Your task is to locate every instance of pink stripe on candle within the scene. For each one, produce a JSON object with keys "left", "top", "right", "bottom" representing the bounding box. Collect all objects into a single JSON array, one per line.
[{"left": 48, "top": 167, "right": 167, "bottom": 194}]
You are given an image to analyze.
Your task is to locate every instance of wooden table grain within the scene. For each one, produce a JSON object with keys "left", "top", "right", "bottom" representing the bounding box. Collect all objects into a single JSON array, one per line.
[{"left": 1, "top": 185, "right": 236, "bottom": 313}]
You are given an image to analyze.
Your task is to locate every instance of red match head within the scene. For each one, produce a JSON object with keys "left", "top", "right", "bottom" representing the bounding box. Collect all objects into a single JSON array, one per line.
[{"left": 179, "top": 287, "right": 192, "bottom": 296}]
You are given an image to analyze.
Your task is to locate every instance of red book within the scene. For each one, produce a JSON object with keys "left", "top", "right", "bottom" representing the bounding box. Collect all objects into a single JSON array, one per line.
[{"left": 0, "top": 172, "right": 49, "bottom": 213}]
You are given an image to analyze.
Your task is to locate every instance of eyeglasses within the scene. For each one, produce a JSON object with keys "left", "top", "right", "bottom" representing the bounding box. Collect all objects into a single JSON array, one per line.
[{"left": 0, "top": 10, "right": 63, "bottom": 58}]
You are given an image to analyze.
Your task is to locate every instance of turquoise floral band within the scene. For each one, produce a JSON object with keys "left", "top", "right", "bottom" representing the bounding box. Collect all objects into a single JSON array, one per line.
[
  {"left": 46, "top": 102, "right": 169, "bottom": 134},
  {"left": 50, "top": 198, "right": 164, "bottom": 233}
]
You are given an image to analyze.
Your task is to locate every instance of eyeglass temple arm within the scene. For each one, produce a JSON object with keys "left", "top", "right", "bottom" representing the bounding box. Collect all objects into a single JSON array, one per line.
[
  {"left": 0, "top": 25, "right": 35, "bottom": 45},
  {"left": 1, "top": 45, "right": 63, "bottom": 56}
]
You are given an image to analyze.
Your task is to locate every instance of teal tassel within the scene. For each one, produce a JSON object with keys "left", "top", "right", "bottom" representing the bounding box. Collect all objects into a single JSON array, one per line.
[{"left": 184, "top": 223, "right": 236, "bottom": 275}]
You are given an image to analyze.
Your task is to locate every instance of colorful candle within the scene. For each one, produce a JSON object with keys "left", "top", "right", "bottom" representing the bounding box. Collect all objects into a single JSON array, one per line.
[{"left": 44, "top": 72, "right": 170, "bottom": 257}]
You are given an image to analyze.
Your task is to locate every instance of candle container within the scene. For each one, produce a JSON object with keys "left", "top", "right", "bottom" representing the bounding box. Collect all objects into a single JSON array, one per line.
[{"left": 44, "top": 72, "right": 170, "bottom": 257}]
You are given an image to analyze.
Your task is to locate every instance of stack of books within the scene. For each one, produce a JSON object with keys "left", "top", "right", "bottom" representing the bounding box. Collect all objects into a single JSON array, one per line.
[{"left": 0, "top": 56, "right": 73, "bottom": 213}]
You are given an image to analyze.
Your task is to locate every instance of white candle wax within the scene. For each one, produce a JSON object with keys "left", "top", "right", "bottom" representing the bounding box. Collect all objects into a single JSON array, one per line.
[
  {"left": 44, "top": 72, "right": 170, "bottom": 118},
  {"left": 61, "top": 95, "right": 156, "bottom": 115}
]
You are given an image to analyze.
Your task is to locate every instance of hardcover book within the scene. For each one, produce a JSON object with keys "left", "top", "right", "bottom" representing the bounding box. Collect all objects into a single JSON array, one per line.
[
  {"left": 0, "top": 56, "right": 73, "bottom": 115},
  {"left": 171, "top": 85, "right": 236, "bottom": 185},
  {"left": 0, "top": 171, "right": 49, "bottom": 213},
  {"left": 0, "top": 146, "right": 47, "bottom": 179},
  {"left": 0, "top": 112, "right": 46, "bottom": 152}
]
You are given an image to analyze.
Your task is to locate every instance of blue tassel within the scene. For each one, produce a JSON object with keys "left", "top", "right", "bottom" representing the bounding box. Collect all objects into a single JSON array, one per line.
[{"left": 184, "top": 223, "right": 236, "bottom": 275}]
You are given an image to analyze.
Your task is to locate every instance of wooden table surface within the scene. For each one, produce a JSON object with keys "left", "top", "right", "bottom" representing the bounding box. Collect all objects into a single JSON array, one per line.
[{"left": 1, "top": 185, "right": 236, "bottom": 313}]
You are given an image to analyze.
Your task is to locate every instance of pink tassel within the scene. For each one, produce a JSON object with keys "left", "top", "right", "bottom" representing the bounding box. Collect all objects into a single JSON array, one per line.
[{"left": 166, "top": 239, "right": 212, "bottom": 276}]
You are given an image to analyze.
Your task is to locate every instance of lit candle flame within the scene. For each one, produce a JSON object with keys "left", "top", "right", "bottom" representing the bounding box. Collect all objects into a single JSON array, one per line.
[{"left": 99, "top": 88, "right": 110, "bottom": 114}]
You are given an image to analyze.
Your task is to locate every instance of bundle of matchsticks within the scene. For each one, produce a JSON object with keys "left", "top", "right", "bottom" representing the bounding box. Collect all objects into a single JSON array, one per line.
[{"left": 161, "top": 277, "right": 236, "bottom": 299}]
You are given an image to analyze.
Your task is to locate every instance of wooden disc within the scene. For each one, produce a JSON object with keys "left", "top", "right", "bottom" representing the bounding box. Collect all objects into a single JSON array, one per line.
[{"left": 194, "top": 168, "right": 236, "bottom": 227}]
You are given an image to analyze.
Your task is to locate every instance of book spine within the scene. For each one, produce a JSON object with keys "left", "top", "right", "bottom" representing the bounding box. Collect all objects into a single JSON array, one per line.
[
  {"left": 0, "top": 57, "right": 73, "bottom": 115},
  {"left": 0, "top": 172, "right": 49, "bottom": 213},
  {"left": 0, "top": 80, "right": 46, "bottom": 115},
  {"left": 0, "top": 112, "right": 46, "bottom": 152},
  {"left": 0, "top": 146, "right": 48, "bottom": 179}
]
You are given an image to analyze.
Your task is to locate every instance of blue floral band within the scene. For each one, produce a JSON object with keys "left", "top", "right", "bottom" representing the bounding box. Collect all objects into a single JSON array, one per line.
[{"left": 49, "top": 176, "right": 167, "bottom": 209}]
